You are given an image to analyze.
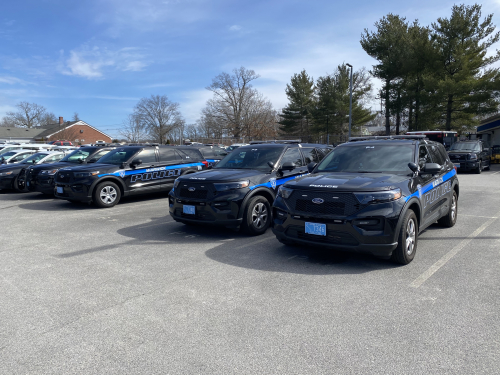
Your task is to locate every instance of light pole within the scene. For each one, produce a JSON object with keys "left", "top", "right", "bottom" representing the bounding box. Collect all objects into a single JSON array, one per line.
[{"left": 346, "top": 63, "right": 353, "bottom": 139}]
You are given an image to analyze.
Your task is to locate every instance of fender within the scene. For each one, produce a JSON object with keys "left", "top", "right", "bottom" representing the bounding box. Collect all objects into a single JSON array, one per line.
[
  {"left": 394, "top": 196, "right": 423, "bottom": 239},
  {"left": 237, "top": 187, "right": 276, "bottom": 220},
  {"left": 89, "top": 176, "right": 127, "bottom": 198}
]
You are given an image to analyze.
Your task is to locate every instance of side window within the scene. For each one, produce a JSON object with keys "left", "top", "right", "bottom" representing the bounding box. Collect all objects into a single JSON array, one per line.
[
  {"left": 13, "top": 154, "right": 29, "bottom": 162},
  {"left": 177, "top": 149, "right": 202, "bottom": 160},
  {"left": 428, "top": 144, "right": 445, "bottom": 165},
  {"left": 92, "top": 150, "right": 111, "bottom": 160},
  {"left": 301, "top": 148, "right": 320, "bottom": 164},
  {"left": 136, "top": 149, "right": 157, "bottom": 164},
  {"left": 159, "top": 148, "right": 182, "bottom": 162},
  {"left": 280, "top": 148, "right": 304, "bottom": 167},
  {"left": 418, "top": 146, "right": 432, "bottom": 168},
  {"left": 437, "top": 144, "right": 450, "bottom": 163}
]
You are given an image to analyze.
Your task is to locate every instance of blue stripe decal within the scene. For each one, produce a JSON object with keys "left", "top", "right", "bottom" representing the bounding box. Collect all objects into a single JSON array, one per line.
[
  {"left": 249, "top": 173, "right": 309, "bottom": 190},
  {"left": 404, "top": 169, "right": 456, "bottom": 202},
  {"left": 97, "top": 162, "right": 204, "bottom": 178}
]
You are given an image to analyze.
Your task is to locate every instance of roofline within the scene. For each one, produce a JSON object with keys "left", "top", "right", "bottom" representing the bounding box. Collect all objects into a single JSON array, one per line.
[{"left": 36, "top": 121, "right": 112, "bottom": 140}]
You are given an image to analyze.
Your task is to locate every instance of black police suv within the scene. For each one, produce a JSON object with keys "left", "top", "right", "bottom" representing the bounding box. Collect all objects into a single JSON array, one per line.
[
  {"left": 0, "top": 152, "right": 65, "bottom": 191},
  {"left": 272, "top": 136, "right": 459, "bottom": 264},
  {"left": 169, "top": 142, "right": 331, "bottom": 235},
  {"left": 186, "top": 145, "right": 228, "bottom": 167},
  {"left": 21, "top": 146, "right": 116, "bottom": 195},
  {"left": 447, "top": 140, "right": 491, "bottom": 173},
  {"left": 54, "top": 145, "right": 208, "bottom": 208}
]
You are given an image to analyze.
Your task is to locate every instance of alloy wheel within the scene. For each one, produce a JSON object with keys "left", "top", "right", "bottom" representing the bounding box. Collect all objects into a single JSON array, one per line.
[
  {"left": 252, "top": 202, "right": 268, "bottom": 229},
  {"left": 100, "top": 186, "right": 117, "bottom": 204},
  {"left": 406, "top": 218, "right": 416, "bottom": 256}
]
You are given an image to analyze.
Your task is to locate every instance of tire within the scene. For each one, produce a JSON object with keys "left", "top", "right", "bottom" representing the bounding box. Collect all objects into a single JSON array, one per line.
[
  {"left": 391, "top": 209, "right": 418, "bottom": 265},
  {"left": 475, "top": 161, "right": 482, "bottom": 174},
  {"left": 12, "top": 176, "right": 22, "bottom": 192},
  {"left": 437, "top": 191, "right": 458, "bottom": 228},
  {"left": 242, "top": 196, "right": 271, "bottom": 235},
  {"left": 485, "top": 160, "right": 491, "bottom": 170},
  {"left": 93, "top": 181, "right": 121, "bottom": 208}
]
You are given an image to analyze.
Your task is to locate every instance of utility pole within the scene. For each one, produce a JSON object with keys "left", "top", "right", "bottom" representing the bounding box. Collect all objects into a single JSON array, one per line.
[{"left": 346, "top": 63, "right": 353, "bottom": 139}]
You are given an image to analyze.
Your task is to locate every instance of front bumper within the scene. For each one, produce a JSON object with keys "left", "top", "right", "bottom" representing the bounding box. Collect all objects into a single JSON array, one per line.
[
  {"left": 0, "top": 176, "right": 14, "bottom": 190},
  {"left": 31, "top": 175, "right": 57, "bottom": 194},
  {"left": 272, "top": 196, "right": 402, "bottom": 257},
  {"left": 168, "top": 189, "right": 246, "bottom": 227},
  {"left": 54, "top": 182, "right": 92, "bottom": 202},
  {"left": 451, "top": 160, "right": 479, "bottom": 171}
]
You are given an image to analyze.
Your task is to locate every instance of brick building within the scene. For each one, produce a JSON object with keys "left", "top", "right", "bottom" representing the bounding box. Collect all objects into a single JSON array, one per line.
[{"left": 35, "top": 117, "right": 112, "bottom": 144}]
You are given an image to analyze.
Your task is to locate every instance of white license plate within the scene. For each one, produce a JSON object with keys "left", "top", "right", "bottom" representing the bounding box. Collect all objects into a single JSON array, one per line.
[
  {"left": 454, "top": 163, "right": 460, "bottom": 168},
  {"left": 183, "top": 205, "right": 195, "bottom": 215},
  {"left": 56, "top": 186, "right": 63, "bottom": 194},
  {"left": 305, "top": 222, "right": 326, "bottom": 236}
]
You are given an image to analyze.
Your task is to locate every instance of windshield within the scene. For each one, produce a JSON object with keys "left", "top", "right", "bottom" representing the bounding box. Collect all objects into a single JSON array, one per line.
[
  {"left": 215, "top": 146, "right": 284, "bottom": 170},
  {"left": 0, "top": 151, "right": 18, "bottom": 159},
  {"left": 21, "top": 153, "right": 48, "bottom": 164},
  {"left": 61, "top": 149, "right": 91, "bottom": 163},
  {"left": 316, "top": 144, "right": 415, "bottom": 174},
  {"left": 450, "top": 143, "right": 480, "bottom": 152},
  {"left": 96, "top": 148, "right": 138, "bottom": 165},
  {"left": 0, "top": 148, "right": 16, "bottom": 155}
]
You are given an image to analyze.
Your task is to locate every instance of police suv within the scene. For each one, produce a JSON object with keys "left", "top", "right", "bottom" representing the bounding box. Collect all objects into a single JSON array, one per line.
[
  {"left": 54, "top": 145, "right": 208, "bottom": 208},
  {"left": 272, "top": 136, "right": 459, "bottom": 264},
  {"left": 168, "top": 142, "right": 331, "bottom": 235}
]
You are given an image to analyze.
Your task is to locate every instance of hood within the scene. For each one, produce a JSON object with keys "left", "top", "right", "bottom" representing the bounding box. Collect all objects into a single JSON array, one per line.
[
  {"left": 0, "top": 164, "right": 24, "bottom": 173},
  {"left": 59, "top": 163, "right": 117, "bottom": 173},
  {"left": 179, "top": 168, "right": 264, "bottom": 182},
  {"left": 448, "top": 150, "right": 475, "bottom": 155},
  {"left": 30, "top": 161, "right": 75, "bottom": 172},
  {"left": 284, "top": 172, "right": 409, "bottom": 192}
]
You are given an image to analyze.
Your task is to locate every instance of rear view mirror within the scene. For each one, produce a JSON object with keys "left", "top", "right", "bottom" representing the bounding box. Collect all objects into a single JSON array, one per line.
[
  {"left": 307, "top": 162, "right": 317, "bottom": 173},
  {"left": 422, "top": 163, "right": 442, "bottom": 174}
]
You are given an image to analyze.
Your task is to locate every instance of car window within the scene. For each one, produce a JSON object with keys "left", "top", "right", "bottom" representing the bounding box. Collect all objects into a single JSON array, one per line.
[
  {"left": 199, "top": 148, "right": 215, "bottom": 158},
  {"left": 159, "top": 148, "right": 182, "bottom": 162},
  {"left": 301, "top": 148, "right": 320, "bottom": 164},
  {"left": 418, "top": 146, "right": 432, "bottom": 168},
  {"left": 136, "top": 149, "right": 157, "bottom": 164},
  {"left": 215, "top": 146, "right": 285, "bottom": 170},
  {"left": 427, "top": 144, "right": 446, "bottom": 165},
  {"left": 177, "top": 148, "right": 203, "bottom": 160},
  {"left": 92, "top": 149, "right": 112, "bottom": 160},
  {"left": 437, "top": 144, "right": 450, "bottom": 163},
  {"left": 280, "top": 147, "right": 304, "bottom": 167}
]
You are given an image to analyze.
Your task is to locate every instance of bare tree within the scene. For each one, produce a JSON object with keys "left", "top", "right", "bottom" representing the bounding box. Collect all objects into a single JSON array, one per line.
[
  {"left": 205, "top": 67, "right": 260, "bottom": 137},
  {"left": 0, "top": 117, "right": 15, "bottom": 127},
  {"left": 133, "top": 95, "right": 184, "bottom": 144},
  {"left": 40, "top": 112, "right": 57, "bottom": 126},
  {"left": 119, "top": 114, "right": 149, "bottom": 143},
  {"left": 5, "top": 102, "right": 48, "bottom": 128},
  {"left": 72, "top": 112, "right": 80, "bottom": 122},
  {"left": 184, "top": 124, "right": 198, "bottom": 140}
]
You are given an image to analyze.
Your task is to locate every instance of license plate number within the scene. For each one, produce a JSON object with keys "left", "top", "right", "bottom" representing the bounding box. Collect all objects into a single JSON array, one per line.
[
  {"left": 454, "top": 163, "right": 460, "bottom": 168},
  {"left": 56, "top": 187, "right": 63, "bottom": 194},
  {"left": 305, "top": 222, "right": 326, "bottom": 236},
  {"left": 183, "top": 205, "right": 195, "bottom": 215}
]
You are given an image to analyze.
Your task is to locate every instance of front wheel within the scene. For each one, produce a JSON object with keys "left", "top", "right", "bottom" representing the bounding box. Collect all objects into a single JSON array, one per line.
[
  {"left": 475, "top": 161, "right": 482, "bottom": 174},
  {"left": 93, "top": 181, "right": 121, "bottom": 208},
  {"left": 242, "top": 196, "right": 271, "bottom": 235},
  {"left": 391, "top": 210, "right": 418, "bottom": 265}
]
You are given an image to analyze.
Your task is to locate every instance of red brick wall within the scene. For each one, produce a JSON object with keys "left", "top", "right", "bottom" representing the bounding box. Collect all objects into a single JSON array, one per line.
[{"left": 47, "top": 125, "right": 112, "bottom": 144}]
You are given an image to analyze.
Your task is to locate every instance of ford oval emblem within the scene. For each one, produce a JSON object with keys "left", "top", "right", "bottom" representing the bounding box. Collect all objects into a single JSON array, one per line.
[
  {"left": 312, "top": 198, "right": 324, "bottom": 204},
  {"left": 188, "top": 187, "right": 196, "bottom": 192}
]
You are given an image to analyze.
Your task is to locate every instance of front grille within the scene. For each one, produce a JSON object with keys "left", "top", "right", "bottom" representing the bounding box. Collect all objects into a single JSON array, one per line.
[
  {"left": 449, "top": 154, "right": 467, "bottom": 161},
  {"left": 288, "top": 190, "right": 367, "bottom": 216},
  {"left": 177, "top": 182, "right": 215, "bottom": 200},
  {"left": 55, "top": 172, "right": 72, "bottom": 183},
  {"left": 285, "top": 225, "right": 359, "bottom": 245}
]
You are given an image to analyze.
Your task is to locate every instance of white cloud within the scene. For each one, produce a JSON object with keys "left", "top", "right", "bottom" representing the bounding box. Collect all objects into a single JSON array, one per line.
[
  {"left": 0, "top": 76, "right": 33, "bottom": 85},
  {"left": 178, "top": 89, "right": 213, "bottom": 124},
  {"left": 62, "top": 45, "right": 149, "bottom": 79},
  {"left": 229, "top": 25, "right": 242, "bottom": 31}
]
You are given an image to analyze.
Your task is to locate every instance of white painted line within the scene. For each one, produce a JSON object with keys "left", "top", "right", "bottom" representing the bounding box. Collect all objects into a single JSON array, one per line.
[
  {"left": 287, "top": 255, "right": 298, "bottom": 260},
  {"left": 490, "top": 171, "right": 500, "bottom": 175},
  {"left": 461, "top": 214, "right": 498, "bottom": 219},
  {"left": 235, "top": 236, "right": 274, "bottom": 250},
  {"left": 410, "top": 214, "right": 499, "bottom": 288}
]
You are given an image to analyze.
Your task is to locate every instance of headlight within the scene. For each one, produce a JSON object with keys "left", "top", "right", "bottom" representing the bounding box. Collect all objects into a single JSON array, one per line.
[
  {"left": 278, "top": 186, "right": 293, "bottom": 199},
  {"left": 74, "top": 171, "right": 100, "bottom": 178},
  {"left": 354, "top": 188, "right": 402, "bottom": 205},
  {"left": 0, "top": 171, "right": 13, "bottom": 176},
  {"left": 173, "top": 179, "right": 181, "bottom": 189},
  {"left": 41, "top": 169, "right": 59, "bottom": 175},
  {"left": 213, "top": 180, "right": 250, "bottom": 191},
  {"left": 469, "top": 154, "right": 477, "bottom": 160}
]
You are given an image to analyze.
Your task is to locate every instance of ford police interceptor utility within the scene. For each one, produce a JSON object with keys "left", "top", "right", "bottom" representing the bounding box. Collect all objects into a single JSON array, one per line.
[
  {"left": 169, "top": 141, "right": 331, "bottom": 235},
  {"left": 54, "top": 145, "right": 208, "bottom": 208},
  {"left": 272, "top": 136, "right": 459, "bottom": 264},
  {"left": 21, "top": 146, "right": 117, "bottom": 195}
]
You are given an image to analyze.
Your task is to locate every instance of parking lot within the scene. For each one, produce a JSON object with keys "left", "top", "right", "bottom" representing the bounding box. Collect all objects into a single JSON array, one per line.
[{"left": 1, "top": 166, "right": 499, "bottom": 374}]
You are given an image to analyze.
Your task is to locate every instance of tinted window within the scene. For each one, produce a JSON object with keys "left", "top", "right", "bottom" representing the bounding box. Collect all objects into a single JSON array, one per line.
[
  {"left": 159, "top": 148, "right": 181, "bottom": 162},
  {"left": 418, "top": 146, "right": 432, "bottom": 168},
  {"left": 97, "top": 148, "right": 138, "bottom": 165},
  {"left": 317, "top": 144, "right": 414, "bottom": 174},
  {"left": 177, "top": 148, "right": 203, "bottom": 160},
  {"left": 61, "top": 150, "right": 91, "bottom": 163},
  {"left": 136, "top": 149, "right": 157, "bottom": 164},
  {"left": 437, "top": 144, "right": 450, "bottom": 163},
  {"left": 301, "top": 148, "right": 320, "bottom": 164},
  {"left": 22, "top": 153, "right": 48, "bottom": 164},
  {"left": 450, "top": 142, "right": 480, "bottom": 152},
  {"left": 280, "top": 148, "right": 304, "bottom": 167},
  {"left": 199, "top": 148, "right": 215, "bottom": 158},
  {"left": 92, "top": 149, "right": 112, "bottom": 160},
  {"left": 215, "top": 146, "right": 285, "bottom": 170},
  {"left": 428, "top": 144, "right": 445, "bottom": 165}
]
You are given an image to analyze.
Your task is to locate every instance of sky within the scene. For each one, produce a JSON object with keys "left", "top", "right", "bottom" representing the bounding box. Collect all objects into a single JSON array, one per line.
[{"left": 1, "top": 0, "right": 500, "bottom": 139}]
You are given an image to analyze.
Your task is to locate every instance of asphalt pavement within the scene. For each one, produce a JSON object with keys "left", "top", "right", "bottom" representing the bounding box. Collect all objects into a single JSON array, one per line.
[{"left": 1, "top": 165, "right": 499, "bottom": 374}]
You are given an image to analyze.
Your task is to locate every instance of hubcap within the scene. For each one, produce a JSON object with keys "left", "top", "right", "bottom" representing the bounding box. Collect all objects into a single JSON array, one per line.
[
  {"left": 100, "top": 186, "right": 117, "bottom": 204},
  {"left": 252, "top": 202, "right": 268, "bottom": 229},
  {"left": 451, "top": 195, "right": 457, "bottom": 221},
  {"left": 405, "top": 218, "right": 416, "bottom": 256}
]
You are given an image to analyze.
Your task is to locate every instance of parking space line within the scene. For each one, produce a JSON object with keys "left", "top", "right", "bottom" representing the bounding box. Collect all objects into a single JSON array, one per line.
[
  {"left": 491, "top": 171, "right": 500, "bottom": 175},
  {"left": 461, "top": 214, "right": 499, "bottom": 219},
  {"left": 235, "top": 236, "right": 274, "bottom": 250},
  {"left": 410, "top": 213, "right": 499, "bottom": 288}
]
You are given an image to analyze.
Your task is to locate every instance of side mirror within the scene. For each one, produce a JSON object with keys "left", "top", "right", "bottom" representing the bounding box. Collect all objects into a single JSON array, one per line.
[
  {"left": 88, "top": 158, "right": 98, "bottom": 163},
  {"left": 307, "top": 162, "right": 317, "bottom": 173},
  {"left": 130, "top": 159, "right": 142, "bottom": 168},
  {"left": 32, "top": 159, "right": 37, "bottom": 164},
  {"left": 267, "top": 161, "right": 275, "bottom": 169},
  {"left": 408, "top": 162, "right": 419, "bottom": 173},
  {"left": 279, "top": 161, "right": 295, "bottom": 172},
  {"left": 120, "top": 162, "right": 127, "bottom": 169},
  {"left": 422, "top": 163, "right": 442, "bottom": 174}
]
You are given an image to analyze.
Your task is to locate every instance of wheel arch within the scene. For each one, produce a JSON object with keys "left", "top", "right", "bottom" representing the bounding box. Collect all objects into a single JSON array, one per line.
[
  {"left": 90, "top": 177, "right": 126, "bottom": 197},
  {"left": 396, "top": 197, "right": 422, "bottom": 237},
  {"left": 238, "top": 187, "right": 276, "bottom": 220}
]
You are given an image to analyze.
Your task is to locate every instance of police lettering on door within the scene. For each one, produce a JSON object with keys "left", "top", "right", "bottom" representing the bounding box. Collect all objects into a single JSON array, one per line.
[
  {"left": 130, "top": 167, "right": 181, "bottom": 182},
  {"left": 423, "top": 180, "right": 451, "bottom": 209}
]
